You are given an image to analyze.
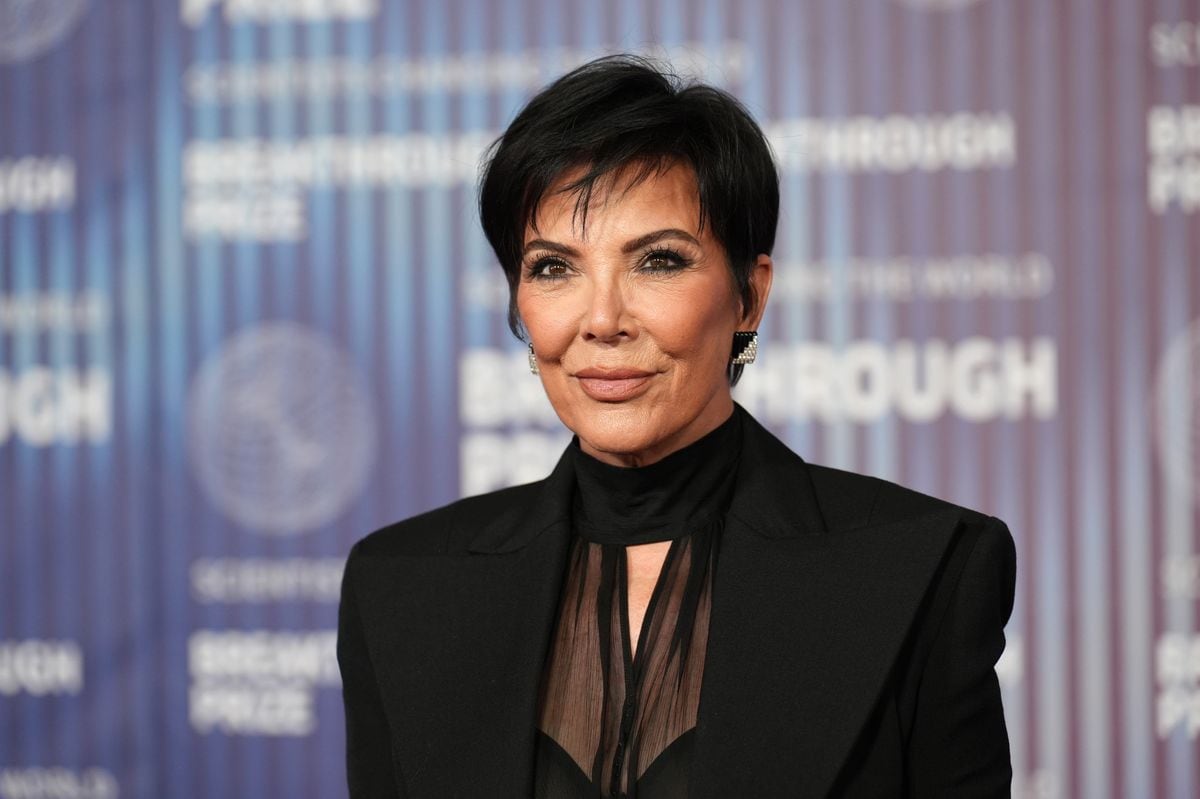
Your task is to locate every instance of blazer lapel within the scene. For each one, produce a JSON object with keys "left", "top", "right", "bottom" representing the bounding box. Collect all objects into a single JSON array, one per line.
[
  {"left": 688, "top": 413, "right": 964, "bottom": 798},
  {"left": 356, "top": 452, "right": 576, "bottom": 797}
]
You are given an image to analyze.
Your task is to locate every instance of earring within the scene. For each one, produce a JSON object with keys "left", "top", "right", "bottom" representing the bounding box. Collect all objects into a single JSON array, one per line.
[
  {"left": 731, "top": 331, "right": 758, "bottom": 365},
  {"left": 528, "top": 342, "right": 539, "bottom": 374}
]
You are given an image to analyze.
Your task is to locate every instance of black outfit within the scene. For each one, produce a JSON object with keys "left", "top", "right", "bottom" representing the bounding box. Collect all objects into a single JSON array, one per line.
[
  {"left": 534, "top": 410, "right": 739, "bottom": 798},
  {"left": 338, "top": 404, "right": 1016, "bottom": 798}
]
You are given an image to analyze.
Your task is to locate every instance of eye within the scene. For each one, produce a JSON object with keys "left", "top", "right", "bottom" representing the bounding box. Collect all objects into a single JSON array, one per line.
[
  {"left": 640, "top": 247, "right": 691, "bottom": 273},
  {"left": 526, "top": 255, "right": 571, "bottom": 281}
]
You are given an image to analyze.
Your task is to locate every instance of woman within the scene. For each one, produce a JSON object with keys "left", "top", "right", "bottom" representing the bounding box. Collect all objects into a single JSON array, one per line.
[{"left": 338, "top": 55, "right": 1016, "bottom": 798}]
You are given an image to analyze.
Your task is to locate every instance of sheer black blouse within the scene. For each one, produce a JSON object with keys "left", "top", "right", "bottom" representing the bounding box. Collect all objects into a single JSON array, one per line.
[{"left": 533, "top": 410, "right": 742, "bottom": 799}]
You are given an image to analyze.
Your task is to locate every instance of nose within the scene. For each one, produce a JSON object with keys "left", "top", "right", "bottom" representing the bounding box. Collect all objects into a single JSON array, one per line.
[{"left": 581, "top": 275, "right": 630, "bottom": 343}]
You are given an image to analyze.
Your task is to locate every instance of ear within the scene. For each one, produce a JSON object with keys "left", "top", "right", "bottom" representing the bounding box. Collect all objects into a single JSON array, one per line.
[{"left": 740, "top": 254, "right": 773, "bottom": 329}]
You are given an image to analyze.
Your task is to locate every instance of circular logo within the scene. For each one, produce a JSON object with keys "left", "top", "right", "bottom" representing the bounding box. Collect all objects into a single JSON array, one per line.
[
  {"left": 186, "top": 322, "right": 378, "bottom": 535},
  {"left": 1153, "top": 319, "right": 1200, "bottom": 506},
  {"left": 0, "top": 0, "right": 90, "bottom": 64}
]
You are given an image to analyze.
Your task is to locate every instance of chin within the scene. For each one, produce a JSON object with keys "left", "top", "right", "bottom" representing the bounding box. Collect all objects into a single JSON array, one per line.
[{"left": 568, "top": 402, "right": 676, "bottom": 459}]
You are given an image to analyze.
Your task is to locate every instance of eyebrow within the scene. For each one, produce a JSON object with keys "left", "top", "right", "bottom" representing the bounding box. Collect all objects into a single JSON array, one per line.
[
  {"left": 522, "top": 238, "right": 580, "bottom": 257},
  {"left": 621, "top": 228, "right": 701, "bottom": 254},
  {"left": 522, "top": 228, "right": 701, "bottom": 258}
]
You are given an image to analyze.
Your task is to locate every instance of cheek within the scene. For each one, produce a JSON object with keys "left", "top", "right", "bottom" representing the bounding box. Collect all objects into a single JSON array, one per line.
[
  {"left": 645, "top": 286, "right": 736, "bottom": 366},
  {"left": 517, "top": 292, "right": 575, "bottom": 356}
]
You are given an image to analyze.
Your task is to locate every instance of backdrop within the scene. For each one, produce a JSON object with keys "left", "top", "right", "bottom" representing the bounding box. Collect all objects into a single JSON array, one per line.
[{"left": 1, "top": 0, "right": 1198, "bottom": 797}]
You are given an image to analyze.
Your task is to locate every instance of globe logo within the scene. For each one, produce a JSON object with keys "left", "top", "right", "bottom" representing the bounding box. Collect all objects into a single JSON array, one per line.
[
  {"left": 1153, "top": 319, "right": 1200, "bottom": 506},
  {"left": 0, "top": 0, "right": 90, "bottom": 64},
  {"left": 186, "top": 322, "right": 378, "bottom": 535}
]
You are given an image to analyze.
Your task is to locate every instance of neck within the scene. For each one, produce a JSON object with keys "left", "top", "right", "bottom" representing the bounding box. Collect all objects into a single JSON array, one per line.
[{"left": 569, "top": 403, "right": 743, "bottom": 545}]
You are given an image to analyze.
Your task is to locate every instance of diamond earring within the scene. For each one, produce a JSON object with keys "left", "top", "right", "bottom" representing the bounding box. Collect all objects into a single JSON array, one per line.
[
  {"left": 731, "top": 331, "right": 758, "bottom": 365},
  {"left": 528, "top": 343, "right": 539, "bottom": 374}
]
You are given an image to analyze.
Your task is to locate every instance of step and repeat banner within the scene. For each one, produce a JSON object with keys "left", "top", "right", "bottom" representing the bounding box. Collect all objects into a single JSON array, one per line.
[{"left": 1, "top": 0, "right": 1198, "bottom": 797}]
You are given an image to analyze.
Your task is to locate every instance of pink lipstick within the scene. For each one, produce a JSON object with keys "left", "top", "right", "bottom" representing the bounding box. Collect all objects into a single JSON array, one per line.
[{"left": 574, "top": 368, "right": 655, "bottom": 402}]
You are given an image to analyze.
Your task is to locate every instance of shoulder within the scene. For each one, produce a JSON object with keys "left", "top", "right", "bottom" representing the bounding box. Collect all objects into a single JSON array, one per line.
[
  {"left": 736, "top": 408, "right": 1011, "bottom": 557},
  {"left": 804, "top": 460, "right": 1014, "bottom": 589},
  {"left": 803, "top": 458, "right": 996, "bottom": 529},
  {"left": 348, "top": 479, "right": 545, "bottom": 561},
  {"left": 803, "top": 460, "right": 991, "bottom": 530},
  {"left": 819, "top": 460, "right": 1015, "bottom": 595},
  {"left": 803, "top": 461, "right": 1017, "bottom": 639}
]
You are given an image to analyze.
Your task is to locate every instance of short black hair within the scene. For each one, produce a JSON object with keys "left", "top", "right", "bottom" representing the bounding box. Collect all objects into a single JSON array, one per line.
[{"left": 478, "top": 54, "right": 779, "bottom": 384}]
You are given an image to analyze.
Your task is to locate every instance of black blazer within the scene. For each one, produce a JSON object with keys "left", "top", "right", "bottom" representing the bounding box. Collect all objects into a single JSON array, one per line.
[{"left": 338, "top": 410, "right": 1016, "bottom": 798}]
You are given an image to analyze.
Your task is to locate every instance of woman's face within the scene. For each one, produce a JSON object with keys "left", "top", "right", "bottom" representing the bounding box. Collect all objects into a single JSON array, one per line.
[{"left": 517, "top": 163, "right": 772, "bottom": 467}]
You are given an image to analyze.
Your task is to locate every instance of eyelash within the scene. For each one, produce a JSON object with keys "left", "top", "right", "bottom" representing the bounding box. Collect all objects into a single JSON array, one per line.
[
  {"left": 640, "top": 247, "right": 691, "bottom": 273},
  {"left": 523, "top": 247, "right": 693, "bottom": 281},
  {"left": 524, "top": 255, "right": 570, "bottom": 281}
]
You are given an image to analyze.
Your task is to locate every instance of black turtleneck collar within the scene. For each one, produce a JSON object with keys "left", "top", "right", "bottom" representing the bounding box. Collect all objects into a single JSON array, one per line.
[{"left": 568, "top": 405, "right": 743, "bottom": 546}]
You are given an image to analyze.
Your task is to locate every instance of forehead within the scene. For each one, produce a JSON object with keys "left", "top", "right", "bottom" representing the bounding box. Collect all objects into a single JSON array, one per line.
[{"left": 526, "top": 162, "right": 703, "bottom": 243}]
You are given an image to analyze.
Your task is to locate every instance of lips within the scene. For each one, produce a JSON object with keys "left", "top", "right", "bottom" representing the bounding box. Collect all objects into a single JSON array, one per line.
[{"left": 574, "top": 368, "right": 655, "bottom": 402}]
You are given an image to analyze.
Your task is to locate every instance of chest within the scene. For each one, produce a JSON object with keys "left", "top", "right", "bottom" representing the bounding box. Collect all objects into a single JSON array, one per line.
[{"left": 625, "top": 540, "right": 673, "bottom": 658}]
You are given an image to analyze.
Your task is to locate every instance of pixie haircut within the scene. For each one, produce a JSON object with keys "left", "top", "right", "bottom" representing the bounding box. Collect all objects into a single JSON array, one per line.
[{"left": 478, "top": 54, "right": 779, "bottom": 382}]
